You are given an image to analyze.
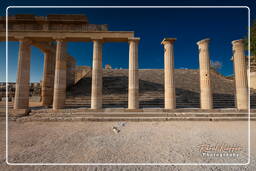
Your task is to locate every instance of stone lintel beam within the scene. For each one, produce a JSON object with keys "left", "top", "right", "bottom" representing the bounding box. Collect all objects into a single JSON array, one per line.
[
  {"left": 1, "top": 31, "right": 135, "bottom": 42},
  {"left": 31, "top": 41, "right": 56, "bottom": 54}
]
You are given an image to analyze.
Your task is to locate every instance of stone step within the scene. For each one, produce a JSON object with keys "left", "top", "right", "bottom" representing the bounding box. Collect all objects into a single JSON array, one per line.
[
  {"left": 29, "top": 108, "right": 255, "bottom": 113},
  {"left": 66, "top": 96, "right": 241, "bottom": 99},
  {"left": 64, "top": 104, "right": 240, "bottom": 108},
  {"left": 14, "top": 116, "right": 256, "bottom": 122},
  {"left": 65, "top": 99, "right": 239, "bottom": 102},
  {"left": 65, "top": 101, "right": 255, "bottom": 105},
  {"left": 64, "top": 104, "right": 246, "bottom": 108},
  {"left": 65, "top": 98, "right": 256, "bottom": 101},
  {"left": 29, "top": 112, "right": 256, "bottom": 118},
  {"left": 65, "top": 98, "right": 240, "bottom": 100}
]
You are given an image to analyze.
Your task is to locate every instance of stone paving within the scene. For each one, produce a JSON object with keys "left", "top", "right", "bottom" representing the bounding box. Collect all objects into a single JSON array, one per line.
[{"left": 0, "top": 120, "right": 255, "bottom": 171}]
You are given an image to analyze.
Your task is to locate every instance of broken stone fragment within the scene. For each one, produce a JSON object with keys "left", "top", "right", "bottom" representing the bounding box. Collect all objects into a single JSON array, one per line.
[{"left": 112, "top": 126, "right": 120, "bottom": 134}]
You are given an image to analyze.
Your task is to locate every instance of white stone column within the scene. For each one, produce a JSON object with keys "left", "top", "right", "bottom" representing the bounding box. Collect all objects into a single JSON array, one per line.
[
  {"left": 14, "top": 38, "right": 31, "bottom": 110},
  {"left": 232, "top": 39, "right": 248, "bottom": 110},
  {"left": 197, "top": 38, "right": 213, "bottom": 109},
  {"left": 53, "top": 39, "right": 67, "bottom": 110},
  {"left": 91, "top": 39, "right": 103, "bottom": 109},
  {"left": 162, "top": 38, "right": 176, "bottom": 109},
  {"left": 128, "top": 38, "right": 140, "bottom": 109},
  {"left": 42, "top": 50, "right": 55, "bottom": 107}
]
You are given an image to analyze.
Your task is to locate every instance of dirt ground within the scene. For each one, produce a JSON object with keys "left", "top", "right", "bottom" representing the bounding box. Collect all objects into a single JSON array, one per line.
[{"left": 0, "top": 119, "right": 255, "bottom": 171}]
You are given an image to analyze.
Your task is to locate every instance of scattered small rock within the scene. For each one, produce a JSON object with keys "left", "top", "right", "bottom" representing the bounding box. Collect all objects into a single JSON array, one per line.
[
  {"left": 118, "top": 122, "right": 126, "bottom": 127},
  {"left": 112, "top": 126, "right": 120, "bottom": 134}
]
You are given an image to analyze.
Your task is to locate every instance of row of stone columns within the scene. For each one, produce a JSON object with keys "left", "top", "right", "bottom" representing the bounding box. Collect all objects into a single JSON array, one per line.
[
  {"left": 13, "top": 37, "right": 249, "bottom": 114},
  {"left": 13, "top": 37, "right": 140, "bottom": 112},
  {"left": 162, "top": 38, "right": 248, "bottom": 110}
]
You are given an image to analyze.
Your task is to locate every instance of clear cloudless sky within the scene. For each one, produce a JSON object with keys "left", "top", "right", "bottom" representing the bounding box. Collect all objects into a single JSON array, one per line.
[{"left": 0, "top": 7, "right": 250, "bottom": 82}]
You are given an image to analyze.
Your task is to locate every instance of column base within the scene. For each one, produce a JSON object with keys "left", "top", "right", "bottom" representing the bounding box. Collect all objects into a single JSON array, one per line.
[
  {"left": 125, "top": 109, "right": 142, "bottom": 112},
  {"left": 11, "top": 109, "right": 30, "bottom": 117}
]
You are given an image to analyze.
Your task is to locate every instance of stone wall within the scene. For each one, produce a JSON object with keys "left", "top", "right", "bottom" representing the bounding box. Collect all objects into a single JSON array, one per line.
[
  {"left": 247, "top": 56, "right": 256, "bottom": 89},
  {"left": 250, "top": 72, "right": 256, "bottom": 89},
  {"left": 66, "top": 55, "right": 76, "bottom": 88},
  {"left": 74, "top": 66, "right": 92, "bottom": 84},
  {"left": 0, "top": 82, "right": 41, "bottom": 101}
]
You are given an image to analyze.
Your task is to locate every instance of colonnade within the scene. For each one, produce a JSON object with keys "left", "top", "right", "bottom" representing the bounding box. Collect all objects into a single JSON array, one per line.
[{"left": 13, "top": 37, "right": 249, "bottom": 114}]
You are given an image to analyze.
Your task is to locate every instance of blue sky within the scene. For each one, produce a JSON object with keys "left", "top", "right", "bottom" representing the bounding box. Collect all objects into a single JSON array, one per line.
[{"left": 0, "top": 7, "right": 250, "bottom": 82}]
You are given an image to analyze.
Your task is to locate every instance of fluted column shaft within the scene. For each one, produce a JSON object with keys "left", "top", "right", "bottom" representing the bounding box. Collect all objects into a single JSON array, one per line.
[
  {"left": 232, "top": 39, "right": 248, "bottom": 110},
  {"left": 197, "top": 38, "right": 213, "bottom": 109},
  {"left": 14, "top": 38, "right": 31, "bottom": 109},
  {"left": 162, "top": 38, "right": 176, "bottom": 109},
  {"left": 128, "top": 38, "right": 140, "bottom": 109},
  {"left": 91, "top": 39, "right": 103, "bottom": 109},
  {"left": 42, "top": 50, "right": 55, "bottom": 106},
  {"left": 53, "top": 39, "right": 66, "bottom": 110}
]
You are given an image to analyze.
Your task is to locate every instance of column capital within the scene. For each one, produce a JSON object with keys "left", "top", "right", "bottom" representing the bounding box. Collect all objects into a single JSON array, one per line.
[
  {"left": 161, "top": 38, "right": 176, "bottom": 45},
  {"left": 128, "top": 37, "right": 140, "bottom": 43},
  {"left": 53, "top": 36, "right": 66, "bottom": 41},
  {"left": 197, "top": 38, "right": 210, "bottom": 46},
  {"left": 42, "top": 49, "right": 53, "bottom": 55},
  {"left": 232, "top": 39, "right": 244, "bottom": 46},
  {"left": 15, "top": 37, "right": 32, "bottom": 44},
  {"left": 91, "top": 38, "right": 104, "bottom": 43},
  {"left": 232, "top": 39, "right": 244, "bottom": 51}
]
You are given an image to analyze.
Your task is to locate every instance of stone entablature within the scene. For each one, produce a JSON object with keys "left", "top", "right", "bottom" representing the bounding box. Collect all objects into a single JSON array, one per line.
[{"left": 0, "top": 14, "right": 108, "bottom": 32}]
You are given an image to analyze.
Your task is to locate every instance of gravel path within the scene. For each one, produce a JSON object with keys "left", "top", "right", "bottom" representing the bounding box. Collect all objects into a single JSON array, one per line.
[{"left": 0, "top": 120, "right": 256, "bottom": 170}]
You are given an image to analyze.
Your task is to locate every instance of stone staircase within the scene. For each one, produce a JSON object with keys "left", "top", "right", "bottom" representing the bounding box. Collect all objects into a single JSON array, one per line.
[
  {"left": 15, "top": 108, "right": 256, "bottom": 122},
  {"left": 6, "top": 68, "right": 256, "bottom": 122},
  {"left": 66, "top": 68, "right": 256, "bottom": 109},
  {"left": 65, "top": 93, "right": 256, "bottom": 109}
]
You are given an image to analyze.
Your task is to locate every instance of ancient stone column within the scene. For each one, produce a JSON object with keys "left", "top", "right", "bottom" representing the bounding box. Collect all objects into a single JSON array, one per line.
[
  {"left": 53, "top": 39, "right": 67, "bottom": 110},
  {"left": 232, "top": 39, "right": 248, "bottom": 110},
  {"left": 162, "top": 38, "right": 176, "bottom": 109},
  {"left": 91, "top": 39, "right": 103, "bottom": 109},
  {"left": 128, "top": 38, "right": 140, "bottom": 109},
  {"left": 197, "top": 38, "right": 213, "bottom": 109},
  {"left": 42, "top": 50, "right": 55, "bottom": 107},
  {"left": 14, "top": 38, "right": 31, "bottom": 110}
]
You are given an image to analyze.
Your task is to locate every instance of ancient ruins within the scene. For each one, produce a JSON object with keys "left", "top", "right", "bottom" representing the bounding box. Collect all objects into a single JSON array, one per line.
[{"left": 0, "top": 14, "right": 254, "bottom": 116}]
